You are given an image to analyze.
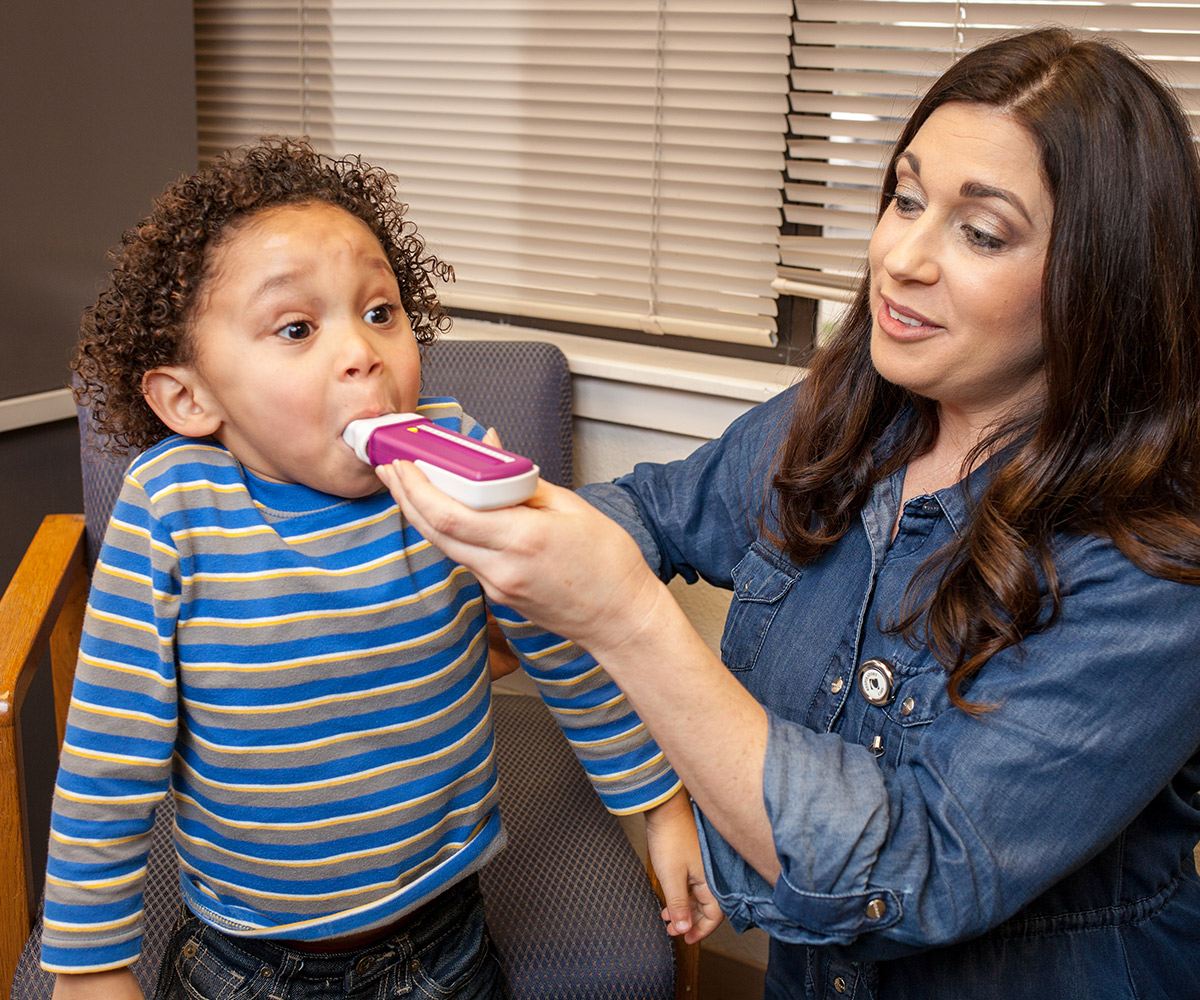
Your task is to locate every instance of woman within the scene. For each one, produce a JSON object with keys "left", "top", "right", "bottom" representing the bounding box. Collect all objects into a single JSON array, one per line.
[{"left": 381, "top": 29, "right": 1200, "bottom": 999}]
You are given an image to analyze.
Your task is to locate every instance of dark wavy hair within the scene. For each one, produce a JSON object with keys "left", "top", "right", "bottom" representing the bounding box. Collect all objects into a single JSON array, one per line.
[
  {"left": 72, "top": 136, "right": 453, "bottom": 454},
  {"left": 771, "top": 29, "right": 1200, "bottom": 710}
]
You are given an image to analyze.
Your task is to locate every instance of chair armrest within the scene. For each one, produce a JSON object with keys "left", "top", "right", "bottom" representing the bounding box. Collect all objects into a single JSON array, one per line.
[{"left": 0, "top": 513, "right": 87, "bottom": 996}]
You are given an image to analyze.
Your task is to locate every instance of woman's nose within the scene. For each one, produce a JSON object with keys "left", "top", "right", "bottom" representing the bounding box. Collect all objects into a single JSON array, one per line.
[{"left": 882, "top": 219, "right": 940, "bottom": 285}]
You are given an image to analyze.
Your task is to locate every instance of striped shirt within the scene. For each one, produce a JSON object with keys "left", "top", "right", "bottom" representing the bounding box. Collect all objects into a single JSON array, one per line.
[{"left": 41, "top": 399, "right": 679, "bottom": 973}]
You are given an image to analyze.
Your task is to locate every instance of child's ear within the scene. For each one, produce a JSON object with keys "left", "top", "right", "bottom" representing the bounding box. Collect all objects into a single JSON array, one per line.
[{"left": 142, "top": 366, "right": 222, "bottom": 439}]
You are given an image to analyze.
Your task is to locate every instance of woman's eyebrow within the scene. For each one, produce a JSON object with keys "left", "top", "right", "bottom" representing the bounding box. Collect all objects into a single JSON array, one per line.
[
  {"left": 897, "top": 150, "right": 1033, "bottom": 223},
  {"left": 960, "top": 181, "right": 1032, "bottom": 223}
]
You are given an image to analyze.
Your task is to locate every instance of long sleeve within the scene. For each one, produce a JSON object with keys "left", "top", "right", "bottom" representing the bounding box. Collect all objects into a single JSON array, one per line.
[
  {"left": 576, "top": 386, "right": 1200, "bottom": 965},
  {"left": 490, "top": 609, "right": 681, "bottom": 814},
  {"left": 41, "top": 471, "right": 181, "bottom": 972}
]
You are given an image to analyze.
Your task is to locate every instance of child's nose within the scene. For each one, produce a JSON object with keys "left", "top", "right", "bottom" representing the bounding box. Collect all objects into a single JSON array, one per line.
[{"left": 341, "top": 328, "right": 384, "bottom": 379}]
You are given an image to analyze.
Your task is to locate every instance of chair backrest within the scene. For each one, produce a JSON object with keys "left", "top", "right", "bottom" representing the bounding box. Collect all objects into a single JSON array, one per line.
[{"left": 78, "top": 339, "right": 574, "bottom": 567}]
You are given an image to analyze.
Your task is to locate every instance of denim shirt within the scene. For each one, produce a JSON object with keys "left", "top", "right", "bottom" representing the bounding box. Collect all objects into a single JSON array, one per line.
[{"left": 580, "top": 384, "right": 1200, "bottom": 1000}]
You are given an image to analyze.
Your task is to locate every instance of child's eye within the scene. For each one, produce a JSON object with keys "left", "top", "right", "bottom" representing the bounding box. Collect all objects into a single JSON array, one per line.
[
  {"left": 277, "top": 321, "right": 313, "bottom": 341},
  {"left": 365, "top": 304, "right": 395, "bottom": 326}
]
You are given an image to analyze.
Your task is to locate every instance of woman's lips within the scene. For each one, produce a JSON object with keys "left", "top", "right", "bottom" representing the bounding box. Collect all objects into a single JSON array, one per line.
[{"left": 876, "top": 297, "right": 939, "bottom": 338}]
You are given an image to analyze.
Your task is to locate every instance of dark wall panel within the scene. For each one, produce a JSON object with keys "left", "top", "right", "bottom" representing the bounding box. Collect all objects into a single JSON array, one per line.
[{"left": 0, "top": 0, "right": 198, "bottom": 401}]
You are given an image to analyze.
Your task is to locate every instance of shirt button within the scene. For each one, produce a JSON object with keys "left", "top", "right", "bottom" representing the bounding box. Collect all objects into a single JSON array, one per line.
[
  {"left": 833, "top": 977, "right": 848, "bottom": 994},
  {"left": 830, "top": 677, "right": 844, "bottom": 694},
  {"left": 901, "top": 696, "right": 915, "bottom": 716},
  {"left": 856, "top": 658, "right": 895, "bottom": 706},
  {"left": 866, "top": 897, "right": 887, "bottom": 919}
]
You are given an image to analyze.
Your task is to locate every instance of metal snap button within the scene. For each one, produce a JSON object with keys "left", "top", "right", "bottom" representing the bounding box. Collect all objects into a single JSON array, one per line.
[
  {"left": 182, "top": 943, "right": 197, "bottom": 959},
  {"left": 833, "top": 977, "right": 848, "bottom": 994},
  {"left": 259, "top": 968, "right": 273, "bottom": 979},
  {"left": 355, "top": 956, "right": 376, "bottom": 974},
  {"left": 856, "top": 658, "right": 895, "bottom": 706},
  {"left": 901, "top": 696, "right": 915, "bottom": 716},
  {"left": 410, "top": 958, "right": 420, "bottom": 974},
  {"left": 830, "top": 676, "right": 844, "bottom": 694},
  {"left": 866, "top": 897, "right": 886, "bottom": 919}
]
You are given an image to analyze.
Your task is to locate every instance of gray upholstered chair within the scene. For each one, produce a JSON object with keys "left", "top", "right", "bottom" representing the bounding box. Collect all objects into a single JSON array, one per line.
[{"left": 1, "top": 340, "right": 696, "bottom": 1000}]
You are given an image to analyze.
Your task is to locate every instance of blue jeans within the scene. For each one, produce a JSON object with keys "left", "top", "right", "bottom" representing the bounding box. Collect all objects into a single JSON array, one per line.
[{"left": 152, "top": 875, "right": 505, "bottom": 1000}]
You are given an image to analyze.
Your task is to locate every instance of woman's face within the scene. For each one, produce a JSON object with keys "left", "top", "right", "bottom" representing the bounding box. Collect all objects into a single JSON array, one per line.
[{"left": 868, "top": 102, "right": 1054, "bottom": 430}]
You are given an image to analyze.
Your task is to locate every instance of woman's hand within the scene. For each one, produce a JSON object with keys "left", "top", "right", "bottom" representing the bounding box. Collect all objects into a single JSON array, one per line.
[
  {"left": 376, "top": 460, "right": 662, "bottom": 659},
  {"left": 377, "top": 454, "right": 782, "bottom": 885}
]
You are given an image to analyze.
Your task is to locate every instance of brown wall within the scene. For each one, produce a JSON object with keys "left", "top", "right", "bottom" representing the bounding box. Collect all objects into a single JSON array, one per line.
[{"left": 0, "top": 0, "right": 198, "bottom": 894}]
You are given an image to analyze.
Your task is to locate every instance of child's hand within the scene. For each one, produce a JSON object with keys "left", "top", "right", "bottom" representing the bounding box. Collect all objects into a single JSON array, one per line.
[
  {"left": 53, "top": 969, "right": 146, "bottom": 1000},
  {"left": 644, "top": 787, "right": 724, "bottom": 944},
  {"left": 485, "top": 608, "right": 521, "bottom": 680}
]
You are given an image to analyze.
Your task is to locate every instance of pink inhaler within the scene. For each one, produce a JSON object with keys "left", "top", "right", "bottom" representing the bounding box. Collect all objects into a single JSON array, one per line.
[{"left": 343, "top": 414, "right": 539, "bottom": 509}]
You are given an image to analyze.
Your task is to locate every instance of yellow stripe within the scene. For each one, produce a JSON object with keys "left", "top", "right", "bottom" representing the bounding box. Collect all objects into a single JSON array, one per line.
[
  {"left": 181, "top": 537, "right": 432, "bottom": 585},
  {"left": 549, "top": 689, "right": 627, "bottom": 716},
  {"left": 61, "top": 744, "right": 170, "bottom": 768},
  {"left": 54, "top": 788, "right": 163, "bottom": 806},
  {"left": 585, "top": 750, "right": 667, "bottom": 784},
  {"left": 50, "top": 830, "right": 146, "bottom": 850},
  {"left": 173, "top": 778, "right": 492, "bottom": 869},
  {"left": 179, "top": 565, "right": 472, "bottom": 631},
  {"left": 173, "top": 745, "right": 494, "bottom": 831},
  {"left": 181, "top": 593, "right": 482, "bottom": 674},
  {"left": 130, "top": 441, "right": 226, "bottom": 478},
  {"left": 177, "top": 710, "right": 489, "bottom": 793},
  {"left": 45, "top": 867, "right": 145, "bottom": 892},
  {"left": 563, "top": 718, "right": 648, "bottom": 750},
  {"left": 76, "top": 652, "right": 174, "bottom": 687},
  {"left": 608, "top": 778, "right": 685, "bottom": 817},
  {"left": 174, "top": 524, "right": 277, "bottom": 541},
  {"left": 43, "top": 910, "right": 141, "bottom": 934},
  {"left": 186, "top": 665, "right": 488, "bottom": 754},
  {"left": 69, "top": 699, "right": 174, "bottom": 728},
  {"left": 271, "top": 505, "right": 398, "bottom": 545},
  {"left": 89, "top": 607, "right": 168, "bottom": 640},
  {"left": 183, "top": 625, "right": 484, "bottom": 715},
  {"left": 150, "top": 480, "right": 248, "bottom": 505},
  {"left": 523, "top": 638, "right": 574, "bottom": 661},
  {"left": 179, "top": 816, "right": 491, "bottom": 910},
  {"left": 524, "top": 661, "right": 603, "bottom": 686}
]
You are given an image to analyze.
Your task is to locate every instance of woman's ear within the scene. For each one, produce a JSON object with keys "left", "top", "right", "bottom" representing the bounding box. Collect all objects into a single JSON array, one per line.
[{"left": 142, "top": 366, "right": 222, "bottom": 439}]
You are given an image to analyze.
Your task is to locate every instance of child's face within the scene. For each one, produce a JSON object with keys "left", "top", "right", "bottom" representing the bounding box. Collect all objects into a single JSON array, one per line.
[{"left": 182, "top": 201, "right": 421, "bottom": 498}]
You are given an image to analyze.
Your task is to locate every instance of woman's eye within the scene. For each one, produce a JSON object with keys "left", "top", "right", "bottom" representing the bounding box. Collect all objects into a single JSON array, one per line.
[
  {"left": 891, "top": 193, "right": 922, "bottom": 216},
  {"left": 964, "top": 225, "right": 1006, "bottom": 251},
  {"left": 277, "top": 321, "right": 313, "bottom": 342},
  {"left": 365, "top": 304, "right": 394, "bottom": 325}
]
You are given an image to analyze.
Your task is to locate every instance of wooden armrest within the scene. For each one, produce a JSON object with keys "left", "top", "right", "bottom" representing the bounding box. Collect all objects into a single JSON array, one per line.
[{"left": 0, "top": 513, "right": 88, "bottom": 997}]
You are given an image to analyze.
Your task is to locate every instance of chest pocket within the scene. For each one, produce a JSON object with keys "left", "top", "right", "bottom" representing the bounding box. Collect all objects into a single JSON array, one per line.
[
  {"left": 720, "top": 547, "right": 797, "bottom": 672},
  {"left": 873, "top": 658, "right": 954, "bottom": 765}
]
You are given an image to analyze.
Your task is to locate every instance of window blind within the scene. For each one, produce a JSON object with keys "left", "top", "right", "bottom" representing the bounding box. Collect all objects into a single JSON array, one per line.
[
  {"left": 779, "top": 0, "right": 1200, "bottom": 304},
  {"left": 195, "top": 0, "right": 793, "bottom": 348}
]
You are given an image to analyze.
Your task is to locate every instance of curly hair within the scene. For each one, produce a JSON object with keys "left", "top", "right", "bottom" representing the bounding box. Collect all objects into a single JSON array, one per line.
[{"left": 72, "top": 136, "right": 454, "bottom": 455}]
